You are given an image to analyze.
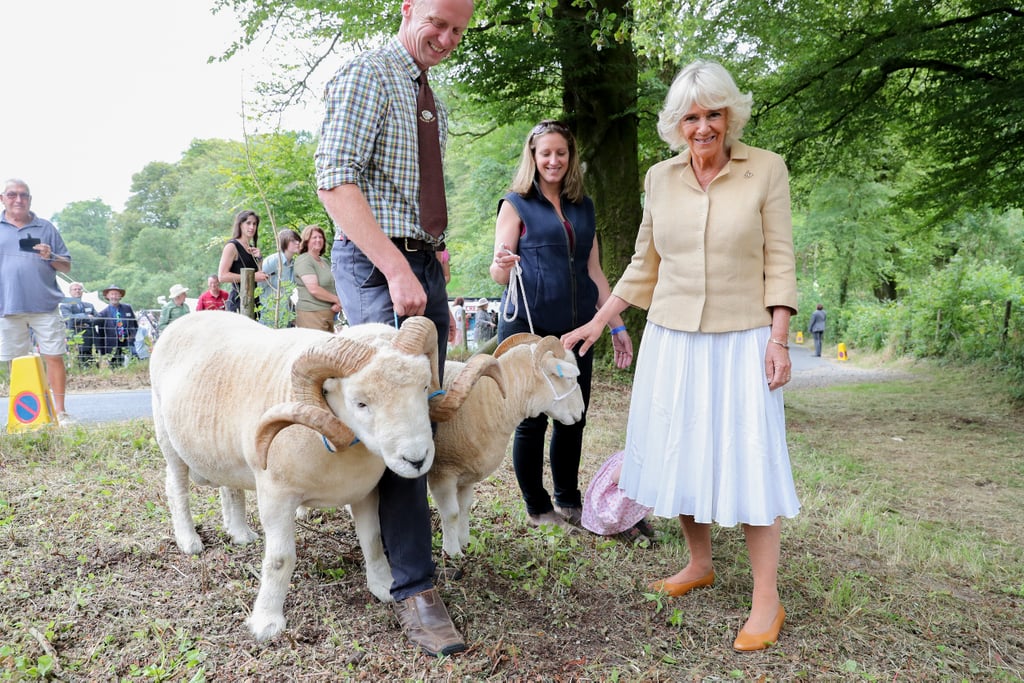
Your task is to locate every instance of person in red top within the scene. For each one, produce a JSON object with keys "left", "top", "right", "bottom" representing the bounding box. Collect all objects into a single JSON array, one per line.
[{"left": 196, "top": 275, "right": 229, "bottom": 311}]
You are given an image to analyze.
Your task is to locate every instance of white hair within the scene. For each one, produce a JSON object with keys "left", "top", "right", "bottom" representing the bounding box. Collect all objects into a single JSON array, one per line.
[
  {"left": 4, "top": 178, "right": 30, "bottom": 193},
  {"left": 657, "top": 60, "right": 753, "bottom": 151}
]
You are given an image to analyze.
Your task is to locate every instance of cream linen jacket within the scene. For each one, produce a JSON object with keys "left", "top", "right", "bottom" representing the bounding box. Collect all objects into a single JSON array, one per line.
[{"left": 613, "top": 142, "right": 798, "bottom": 333}]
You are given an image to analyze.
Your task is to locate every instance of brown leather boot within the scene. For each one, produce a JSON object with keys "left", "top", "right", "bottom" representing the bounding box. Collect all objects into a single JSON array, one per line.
[{"left": 392, "top": 587, "right": 466, "bottom": 656}]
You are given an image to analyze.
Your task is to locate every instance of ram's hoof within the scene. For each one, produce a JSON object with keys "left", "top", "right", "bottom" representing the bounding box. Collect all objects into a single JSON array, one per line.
[
  {"left": 228, "top": 527, "right": 260, "bottom": 545},
  {"left": 246, "top": 613, "right": 286, "bottom": 641},
  {"left": 176, "top": 534, "right": 204, "bottom": 555}
]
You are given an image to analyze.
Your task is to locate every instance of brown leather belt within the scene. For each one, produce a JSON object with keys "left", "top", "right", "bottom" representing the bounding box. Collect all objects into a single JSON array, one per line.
[{"left": 391, "top": 236, "right": 445, "bottom": 252}]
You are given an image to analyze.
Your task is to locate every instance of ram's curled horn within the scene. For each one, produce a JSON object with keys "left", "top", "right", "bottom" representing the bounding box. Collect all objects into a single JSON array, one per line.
[
  {"left": 390, "top": 316, "right": 441, "bottom": 393},
  {"left": 535, "top": 335, "right": 567, "bottom": 361},
  {"left": 429, "top": 355, "right": 506, "bottom": 423},
  {"left": 254, "top": 403, "right": 357, "bottom": 470},
  {"left": 290, "top": 337, "right": 376, "bottom": 409},
  {"left": 493, "top": 333, "right": 541, "bottom": 358}
]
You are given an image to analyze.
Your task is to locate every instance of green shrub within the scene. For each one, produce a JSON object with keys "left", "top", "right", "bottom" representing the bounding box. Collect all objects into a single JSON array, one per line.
[{"left": 901, "top": 259, "right": 1023, "bottom": 360}]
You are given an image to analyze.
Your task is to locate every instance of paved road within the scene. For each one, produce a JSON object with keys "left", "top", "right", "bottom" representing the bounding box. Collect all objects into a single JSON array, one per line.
[
  {"left": 1, "top": 340, "right": 895, "bottom": 428},
  {"left": 1, "top": 389, "right": 151, "bottom": 428}
]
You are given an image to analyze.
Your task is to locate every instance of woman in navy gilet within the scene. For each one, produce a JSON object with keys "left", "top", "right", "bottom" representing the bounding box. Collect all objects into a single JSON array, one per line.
[{"left": 489, "top": 120, "right": 634, "bottom": 529}]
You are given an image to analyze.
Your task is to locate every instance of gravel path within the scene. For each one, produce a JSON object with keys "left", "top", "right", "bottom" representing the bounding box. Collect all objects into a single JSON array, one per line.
[{"left": 787, "top": 342, "right": 910, "bottom": 390}]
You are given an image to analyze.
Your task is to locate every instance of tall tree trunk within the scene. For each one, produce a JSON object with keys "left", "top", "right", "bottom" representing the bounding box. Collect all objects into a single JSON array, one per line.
[{"left": 556, "top": 0, "right": 644, "bottom": 361}]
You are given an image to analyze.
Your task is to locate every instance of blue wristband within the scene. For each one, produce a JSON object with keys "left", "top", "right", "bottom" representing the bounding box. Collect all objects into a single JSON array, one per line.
[{"left": 610, "top": 325, "right": 626, "bottom": 336}]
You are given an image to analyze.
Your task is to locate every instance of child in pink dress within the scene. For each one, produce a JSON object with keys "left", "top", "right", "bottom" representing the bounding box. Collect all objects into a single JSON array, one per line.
[{"left": 582, "top": 450, "right": 656, "bottom": 543}]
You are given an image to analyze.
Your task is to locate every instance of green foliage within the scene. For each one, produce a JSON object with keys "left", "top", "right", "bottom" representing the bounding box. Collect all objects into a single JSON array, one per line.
[
  {"left": 51, "top": 199, "right": 113, "bottom": 254},
  {"left": 0, "top": 643, "right": 56, "bottom": 679},
  {"left": 796, "top": 175, "right": 897, "bottom": 323},
  {"left": 61, "top": 240, "right": 108, "bottom": 290},
  {"left": 715, "top": 0, "right": 1024, "bottom": 213},
  {"left": 841, "top": 300, "right": 904, "bottom": 353},
  {"left": 903, "top": 259, "right": 1023, "bottom": 359},
  {"left": 218, "top": 131, "right": 329, "bottom": 238},
  {"left": 445, "top": 124, "right": 524, "bottom": 297},
  {"left": 841, "top": 259, "right": 1024, "bottom": 368}
]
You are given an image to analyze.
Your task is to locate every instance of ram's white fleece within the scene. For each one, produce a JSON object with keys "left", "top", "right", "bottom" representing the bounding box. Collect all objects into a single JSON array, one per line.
[
  {"left": 151, "top": 311, "right": 436, "bottom": 641},
  {"left": 428, "top": 336, "right": 585, "bottom": 557}
]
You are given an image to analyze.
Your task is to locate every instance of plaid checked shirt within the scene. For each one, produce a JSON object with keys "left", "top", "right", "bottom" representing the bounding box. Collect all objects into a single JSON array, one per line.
[{"left": 315, "top": 38, "right": 449, "bottom": 243}]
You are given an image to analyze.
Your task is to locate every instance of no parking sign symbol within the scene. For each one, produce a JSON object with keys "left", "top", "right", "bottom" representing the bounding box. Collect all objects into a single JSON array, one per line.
[
  {"left": 6, "top": 355, "right": 56, "bottom": 433},
  {"left": 13, "top": 391, "right": 43, "bottom": 424}
]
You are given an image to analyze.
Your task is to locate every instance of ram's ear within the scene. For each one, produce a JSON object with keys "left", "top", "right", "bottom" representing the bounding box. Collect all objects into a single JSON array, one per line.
[{"left": 541, "top": 353, "right": 581, "bottom": 379}]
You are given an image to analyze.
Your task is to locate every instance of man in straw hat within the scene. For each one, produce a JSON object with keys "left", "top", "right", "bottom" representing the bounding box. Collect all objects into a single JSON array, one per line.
[
  {"left": 159, "top": 284, "right": 190, "bottom": 332},
  {"left": 96, "top": 284, "right": 137, "bottom": 363},
  {"left": 474, "top": 297, "right": 495, "bottom": 344}
]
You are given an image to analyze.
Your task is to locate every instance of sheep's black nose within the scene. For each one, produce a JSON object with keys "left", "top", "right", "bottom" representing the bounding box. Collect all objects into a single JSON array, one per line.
[{"left": 406, "top": 457, "right": 425, "bottom": 470}]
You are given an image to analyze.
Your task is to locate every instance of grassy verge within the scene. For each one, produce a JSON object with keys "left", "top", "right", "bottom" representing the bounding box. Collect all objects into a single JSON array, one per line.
[{"left": 0, "top": 361, "right": 1021, "bottom": 680}]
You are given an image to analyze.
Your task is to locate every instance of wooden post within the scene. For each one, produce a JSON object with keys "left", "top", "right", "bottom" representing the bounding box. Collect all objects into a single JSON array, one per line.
[
  {"left": 1003, "top": 300, "right": 1012, "bottom": 344},
  {"left": 240, "top": 268, "right": 257, "bottom": 320}
]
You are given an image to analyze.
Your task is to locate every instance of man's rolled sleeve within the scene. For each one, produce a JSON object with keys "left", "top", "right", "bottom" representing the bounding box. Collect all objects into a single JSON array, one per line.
[{"left": 315, "top": 61, "right": 387, "bottom": 191}]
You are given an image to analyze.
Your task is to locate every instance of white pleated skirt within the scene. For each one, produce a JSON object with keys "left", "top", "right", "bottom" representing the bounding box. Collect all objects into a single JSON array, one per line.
[{"left": 619, "top": 323, "right": 800, "bottom": 527}]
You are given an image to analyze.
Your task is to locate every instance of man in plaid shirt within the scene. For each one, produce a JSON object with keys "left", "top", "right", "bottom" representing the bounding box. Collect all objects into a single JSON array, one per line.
[{"left": 315, "top": 0, "right": 474, "bottom": 658}]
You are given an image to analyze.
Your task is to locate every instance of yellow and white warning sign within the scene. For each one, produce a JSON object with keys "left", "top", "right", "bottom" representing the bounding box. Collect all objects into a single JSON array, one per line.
[{"left": 6, "top": 355, "right": 57, "bottom": 433}]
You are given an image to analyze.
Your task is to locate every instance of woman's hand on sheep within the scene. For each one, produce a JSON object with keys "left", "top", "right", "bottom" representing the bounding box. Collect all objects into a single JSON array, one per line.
[{"left": 561, "top": 319, "right": 605, "bottom": 357}]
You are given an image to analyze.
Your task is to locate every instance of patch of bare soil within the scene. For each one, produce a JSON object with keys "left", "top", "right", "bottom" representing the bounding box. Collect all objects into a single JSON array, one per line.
[{"left": 66, "top": 367, "right": 150, "bottom": 393}]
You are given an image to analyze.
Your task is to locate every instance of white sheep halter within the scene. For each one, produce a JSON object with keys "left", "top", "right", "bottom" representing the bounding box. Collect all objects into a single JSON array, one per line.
[
  {"left": 536, "top": 346, "right": 577, "bottom": 401},
  {"left": 498, "top": 248, "right": 535, "bottom": 335}
]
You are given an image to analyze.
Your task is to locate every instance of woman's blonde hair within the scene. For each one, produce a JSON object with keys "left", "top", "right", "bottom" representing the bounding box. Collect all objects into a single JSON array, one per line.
[
  {"left": 509, "top": 120, "right": 586, "bottom": 203},
  {"left": 657, "top": 60, "right": 753, "bottom": 151}
]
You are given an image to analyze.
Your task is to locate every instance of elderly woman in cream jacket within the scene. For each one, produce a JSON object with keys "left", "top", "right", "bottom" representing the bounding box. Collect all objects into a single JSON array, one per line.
[{"left": 563, "top": 60, "right": 798, "bottom": 653}]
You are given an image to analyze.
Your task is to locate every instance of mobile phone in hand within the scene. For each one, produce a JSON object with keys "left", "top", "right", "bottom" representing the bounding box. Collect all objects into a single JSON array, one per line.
[{"left": 19, "top": 236, "right": 41, "bottom": 252}]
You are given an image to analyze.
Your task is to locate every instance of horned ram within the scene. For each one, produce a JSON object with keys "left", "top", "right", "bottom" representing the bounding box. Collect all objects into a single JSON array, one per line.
[
  {"left": 428, "top": 333, "right": 585, "bottom": 557},
  {"left": 150, "top": 311, "right": 500, "bottom": 640}
]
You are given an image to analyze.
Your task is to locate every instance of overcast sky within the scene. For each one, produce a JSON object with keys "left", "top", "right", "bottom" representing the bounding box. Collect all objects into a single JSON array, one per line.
[{"left": 5, "top": 0, "right": 325, "bottom": 216}]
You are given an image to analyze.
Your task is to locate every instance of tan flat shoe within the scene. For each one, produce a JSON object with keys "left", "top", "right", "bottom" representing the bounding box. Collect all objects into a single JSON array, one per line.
[
  {"left": 647, "top": 570, "right": 715, "bottom": 597},
  {"left": 733, "top": 605, "right": 786, "bottom": 652}
]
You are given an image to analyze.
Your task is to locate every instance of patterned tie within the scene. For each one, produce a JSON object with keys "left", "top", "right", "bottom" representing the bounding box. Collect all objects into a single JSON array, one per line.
[{"left": 416, "top": 71, "right": 448, "bottom": 238}]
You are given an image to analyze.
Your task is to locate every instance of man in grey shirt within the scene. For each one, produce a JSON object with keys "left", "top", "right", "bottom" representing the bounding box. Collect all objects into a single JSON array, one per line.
[{"left": 0, "top": 179, "right": 73, "bottom": 419}]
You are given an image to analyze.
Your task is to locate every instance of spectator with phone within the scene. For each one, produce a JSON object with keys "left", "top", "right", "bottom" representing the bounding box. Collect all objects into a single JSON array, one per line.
[{"left": 0, "top": 178, "right": 75, "bottom": 422}]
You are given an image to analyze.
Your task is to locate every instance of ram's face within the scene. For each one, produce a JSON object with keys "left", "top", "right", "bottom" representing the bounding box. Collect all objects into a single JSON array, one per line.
[
  {"left": 322, "top": 349, "right": 435, "bottom": 478},
  {"left": 541, "top": 349, "right": 585, "bottom": 426}
]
